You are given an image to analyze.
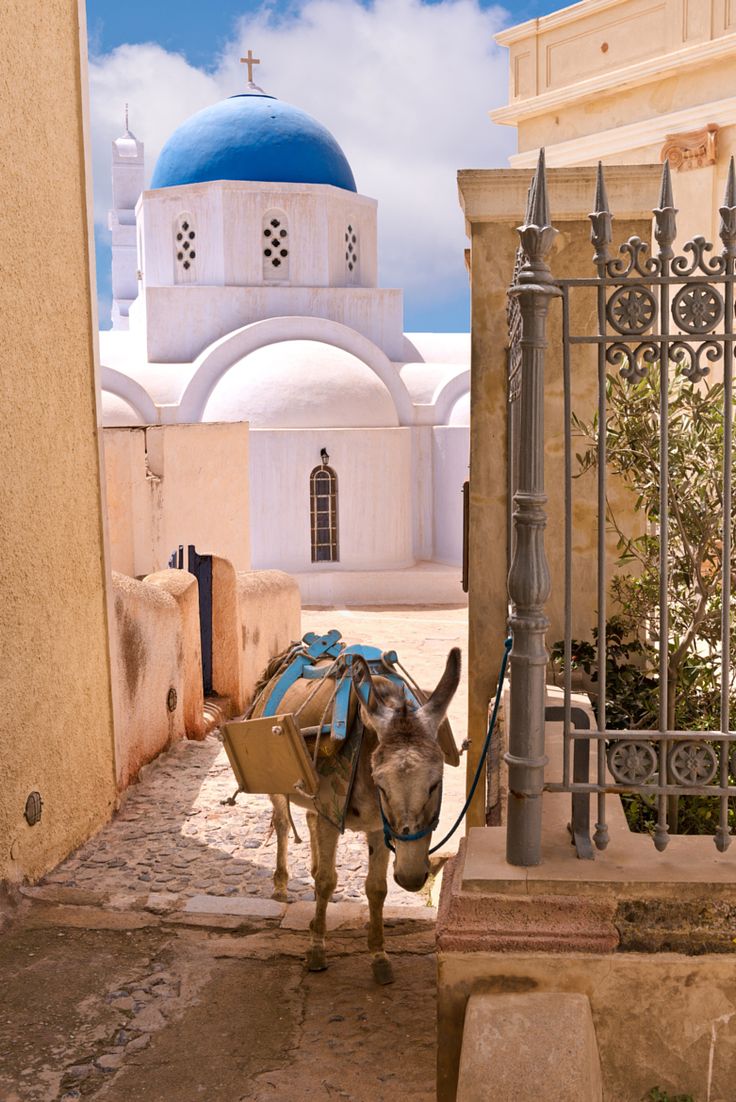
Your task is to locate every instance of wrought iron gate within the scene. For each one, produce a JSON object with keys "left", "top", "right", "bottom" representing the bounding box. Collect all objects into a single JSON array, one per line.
[{"left": 506, "top": 150, "right": 736, "bottom": 866}]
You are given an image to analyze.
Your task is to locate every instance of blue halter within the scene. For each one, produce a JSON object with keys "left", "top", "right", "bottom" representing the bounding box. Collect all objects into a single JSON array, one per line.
[{"left": 377, "top": 781, "right": 443, "bottom": 854}]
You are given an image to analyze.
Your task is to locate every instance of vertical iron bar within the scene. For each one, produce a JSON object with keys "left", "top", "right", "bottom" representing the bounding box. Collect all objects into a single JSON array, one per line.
[
  {"left": 505, "top": 152, "right": 560, "bottom": 866},
  {"left": 594, "top": 264, "right": 609, "bottom": 850},
  {"left": 562, "top": 286, "right": 572, "bottom": 789},
  {"left": 653, "top": 162, "right": 676, "bottom": 851},
  {"left": 718, "top": 254, "right": 734, "bottom": 851}
]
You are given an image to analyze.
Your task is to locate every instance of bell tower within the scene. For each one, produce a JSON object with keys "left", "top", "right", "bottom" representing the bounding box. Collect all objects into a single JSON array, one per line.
[{"left": 108, "top": 106, "right": 144, "bottom": 330}]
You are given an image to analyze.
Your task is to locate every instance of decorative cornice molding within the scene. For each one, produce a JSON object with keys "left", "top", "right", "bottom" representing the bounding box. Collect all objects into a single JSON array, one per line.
[
  {"left": 660, "top": 124, "right": 719, "bottom": 171},
  {"left": 492, "top": 35, "right": 736, "bottom": 127},
  {"left": 507, "top": 97, "right": 736, "bottom": 169},
  {"left": 495, "top": 0, "right": 638, "bottom": 46}
]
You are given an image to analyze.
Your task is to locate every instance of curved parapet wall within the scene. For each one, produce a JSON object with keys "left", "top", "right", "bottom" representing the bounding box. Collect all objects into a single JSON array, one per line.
[
  {"left": 179, "top": 316, "right": 415, "bottom": 426},
  {"left": 111, "top": 572, "right": 186, "bottom": 790}
]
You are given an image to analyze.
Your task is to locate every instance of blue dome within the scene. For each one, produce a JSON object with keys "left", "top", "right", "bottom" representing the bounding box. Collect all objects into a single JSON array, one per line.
[{"left": 150, "top": 93, "right": 357, "bottom": 192}]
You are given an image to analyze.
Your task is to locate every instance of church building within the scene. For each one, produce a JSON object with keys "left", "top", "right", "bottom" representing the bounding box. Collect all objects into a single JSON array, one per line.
[{"left": 100, "top": 59, "right": 470, "bottom": 605}]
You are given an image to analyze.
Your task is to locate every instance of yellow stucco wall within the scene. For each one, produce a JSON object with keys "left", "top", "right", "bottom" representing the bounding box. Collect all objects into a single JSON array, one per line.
[{"left": 0, "top": 0, "right": 117, "bottom": 882}]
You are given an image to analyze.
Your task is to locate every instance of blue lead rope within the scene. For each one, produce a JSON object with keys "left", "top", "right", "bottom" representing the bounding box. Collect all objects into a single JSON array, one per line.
[{"left": 378, "top": 636, "right": 513, "bottom": 855}]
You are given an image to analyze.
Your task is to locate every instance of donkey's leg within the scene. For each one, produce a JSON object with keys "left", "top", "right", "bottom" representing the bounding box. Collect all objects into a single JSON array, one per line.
[
  {"left": 306, "top": 814, "right": 340, "bottom": 972},
  {"left": 365, "top": 829, "right": 394, "bottom": 985},
  {"left": 306, "top": 809, "right": 320, "bottom": 882},
  {"left": 270, "top": 795, "right": 290, "bottom": 902}
]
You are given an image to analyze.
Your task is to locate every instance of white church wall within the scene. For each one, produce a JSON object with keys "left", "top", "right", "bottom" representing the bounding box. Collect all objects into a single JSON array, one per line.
[
  {"left": 103, "top": 422, "right": 250, "bottom": 577},
  {"left": 138, "top": 180, "right": 377, "bottom": 291},
  {"left": 138, "top": 285, "right": 406, "bottom": 364},
  {"left": 432, "top": 426, "right": 469, "bottom": 566},
  {"left": 411, "top": 426, "right": 434, "bottom": 561},
  {"left": 249, "top": 428, "right": 413, "bottom": 573}
]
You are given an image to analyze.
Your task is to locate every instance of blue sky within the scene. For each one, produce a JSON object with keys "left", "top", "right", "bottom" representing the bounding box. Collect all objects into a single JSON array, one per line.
[{"left": 87, "top": 0, "right": 563, "bottom": 332}]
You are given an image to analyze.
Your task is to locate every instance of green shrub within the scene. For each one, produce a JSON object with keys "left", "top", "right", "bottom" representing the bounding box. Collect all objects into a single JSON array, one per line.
[{"left": 555, "top": 365, "right": 736, "bottom": 834}]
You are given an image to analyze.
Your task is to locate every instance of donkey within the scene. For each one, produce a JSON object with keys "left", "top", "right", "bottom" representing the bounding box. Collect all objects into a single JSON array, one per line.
[{"left": 252, "top": 646, "right": 461, "bottom": 984}]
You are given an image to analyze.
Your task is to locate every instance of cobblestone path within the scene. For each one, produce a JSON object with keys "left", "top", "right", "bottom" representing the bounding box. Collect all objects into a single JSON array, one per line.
[{"left": 42, "top": 606, "right": 468, "bottom": 914}]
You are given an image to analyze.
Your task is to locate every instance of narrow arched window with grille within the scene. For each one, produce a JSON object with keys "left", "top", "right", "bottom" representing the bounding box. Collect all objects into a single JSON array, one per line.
[
  {"left": 345, "top": 223, "right": 359, "bottom": 283},
  {"left": 174, "top": 212, "right": 197, "bottom": 283},
  {"left": 263, "top": 209, "right": 290, "bottom": 280},
  {"left": 310, "top": 458, "right": 339, "bottom": 563}
]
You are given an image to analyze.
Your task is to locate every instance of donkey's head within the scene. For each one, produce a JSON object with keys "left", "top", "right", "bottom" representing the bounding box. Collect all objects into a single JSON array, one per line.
[{"left": 352, "top": 648, "right": 461, "bottom": 892}]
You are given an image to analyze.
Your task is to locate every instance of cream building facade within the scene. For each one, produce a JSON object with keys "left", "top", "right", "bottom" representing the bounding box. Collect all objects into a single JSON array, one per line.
[{"left": 492, "top": 0, "right": 736, "bottom": 246}]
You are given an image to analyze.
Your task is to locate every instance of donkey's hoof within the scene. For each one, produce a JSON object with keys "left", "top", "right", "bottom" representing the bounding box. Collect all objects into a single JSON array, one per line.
[
  {"left": 272, "top": 888, "right": 288, "bottom": 903},
  {"left": 371, "top": 957, "right": 395, "bottom": 985},
  {"left": 306, "top": 948, "right": 327, "bottom": 972}
]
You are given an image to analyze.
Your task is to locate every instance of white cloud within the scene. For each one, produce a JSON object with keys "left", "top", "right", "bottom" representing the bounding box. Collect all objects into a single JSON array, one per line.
[{"left": 87, "top": 0, "right": 515, "bottom": 326}]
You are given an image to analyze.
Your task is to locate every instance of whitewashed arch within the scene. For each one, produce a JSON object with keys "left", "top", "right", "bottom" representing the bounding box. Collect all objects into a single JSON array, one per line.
[
  {"left": 433, "top": 370, "right": 470, "bottom": 426},
  {"left": 178, "top": 316, "right": 415, "bottom": 425},
  {"left": 100, "top": 366, "right": 158, "bottom": 425}
]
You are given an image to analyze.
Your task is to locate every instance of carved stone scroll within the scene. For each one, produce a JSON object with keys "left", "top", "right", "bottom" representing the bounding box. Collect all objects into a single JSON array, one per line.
[{"left": 660, "top": 123, "right": 718, "bottom": 171}]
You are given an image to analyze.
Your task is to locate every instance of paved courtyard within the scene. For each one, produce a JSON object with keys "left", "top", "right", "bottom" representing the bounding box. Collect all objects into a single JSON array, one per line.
[
  {"left": 2, "top": 606, "right": 468, "bottom": 1102},
  {"left": 41, "top": 606, "right": 469, "bottom": 913}
]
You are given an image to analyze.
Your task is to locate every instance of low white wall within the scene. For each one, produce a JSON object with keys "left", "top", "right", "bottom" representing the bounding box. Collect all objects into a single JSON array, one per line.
[
  {"left": 103, "top": 421, "right": 250, "bottom": 577},
  {"left": 111, "top": 572, "right": 186, "bottom": 790},
  {"left": 249, "top": 427, "right": 414, "bottom": 573},
  {"left": 432, "top": 426, "right": 469, "bottom": 566},
  {"left": 237, "top": 570, "right": 302, "bottom": 707}
]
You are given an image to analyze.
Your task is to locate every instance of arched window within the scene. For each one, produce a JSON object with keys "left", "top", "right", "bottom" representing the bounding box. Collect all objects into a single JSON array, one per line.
[
  {"left": 345, "top": 223, "right": 359, "bottom": 283},
  {"left": 263, "top": 209, "right": 290, "bottom": 280},
  {"left": 174, "top": 212, "right": 197, "bottom": 283},
  {"left": 310, "top": 454, "right": 339, "bottom": 563}
]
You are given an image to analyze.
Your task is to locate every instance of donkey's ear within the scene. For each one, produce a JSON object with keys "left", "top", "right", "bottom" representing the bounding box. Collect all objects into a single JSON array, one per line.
[{"left": 418, "top": 648, "right": 461, "bottom": 731}]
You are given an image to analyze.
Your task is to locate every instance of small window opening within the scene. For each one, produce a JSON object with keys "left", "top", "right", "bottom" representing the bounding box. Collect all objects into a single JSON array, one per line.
[
  {"left": 174, "top": 213, "right": 197, "bottom": 283},
  {"left": 345, "top": 223, "right": 359, "bottom": 282},
  {"left": 310, "top": 450, "right": 339, "bottom": 563},
  {"left": 263, "top": 210, "right": 290, "bottom": 280}
]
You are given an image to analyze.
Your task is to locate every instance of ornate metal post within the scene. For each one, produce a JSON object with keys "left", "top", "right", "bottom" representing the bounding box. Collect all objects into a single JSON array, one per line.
[{"left": 505, "top": 150, "right": 560, "bottom": 866}]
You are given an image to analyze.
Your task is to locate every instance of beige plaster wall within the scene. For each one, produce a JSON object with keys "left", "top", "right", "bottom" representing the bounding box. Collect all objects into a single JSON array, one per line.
[
  {"left": 146, "top": 570, "right": 205, "bottom": 739},
  {"left": 457, "top": 165, "right": 661, "bottom": 827},
  {"left": 111, "top": 573, "right": 186, "bottom": 789},
  {"left": 237, "top": 570, "right": 302, "bottom": 707},
  {"left": 0, "top": 0, "right": 117, "bottom": 883},
  {"left": 213, "top": 556, "right": 244, "bottom": 713},
  {"left": 103, "top": 421, "right": 250, "bottom": 578}
]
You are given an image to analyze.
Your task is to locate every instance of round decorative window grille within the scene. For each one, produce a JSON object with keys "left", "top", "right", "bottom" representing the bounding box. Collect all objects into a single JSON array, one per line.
[
  {"left": 671, "top": 284, "right": 724, "bottom": 335},
  {"left": 605, "top": 285, "right": 657, "bottom": 335},
  {"left": 607, "top": 740, "right": 657, "bottom": 785},
  {"left": 668, "top": 740, "right": 718, "bottom": 786}
]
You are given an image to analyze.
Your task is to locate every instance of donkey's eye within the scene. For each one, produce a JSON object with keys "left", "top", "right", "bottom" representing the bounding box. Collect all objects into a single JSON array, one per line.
[{"left": 429, "top": 781, "right": 440, "bottom": 795}]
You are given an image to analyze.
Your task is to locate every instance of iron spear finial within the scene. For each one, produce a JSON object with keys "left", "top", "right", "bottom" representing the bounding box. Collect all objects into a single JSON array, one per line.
[
  {"left": 517, "top": 148, "right": 557, "bottom": 285},
  {"left": 659, "top": 156, "right": 675, "bottom": 209},
  {"left": 719, "top": 155, "right": 736, "bottom": 258},
  {"left": 654, "top": 158, "right": 678, "bottom": 261},
  {"left": 529, "top": 147, "right": 551, "bottom": 230},
  {"left": 590, "top": 161, "right": 613, "bottom": 266}
]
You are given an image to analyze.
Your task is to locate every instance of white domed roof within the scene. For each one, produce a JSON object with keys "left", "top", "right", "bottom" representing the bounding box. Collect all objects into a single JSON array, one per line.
[
  {"left": 202, "top": 340, "right": 399, "bottom": 428},
  {"left": 448, "top": 392, "right": 470, "bottom": 426},
  {"left": 101, "top": 391, "right": 145, "bottom": 427}
]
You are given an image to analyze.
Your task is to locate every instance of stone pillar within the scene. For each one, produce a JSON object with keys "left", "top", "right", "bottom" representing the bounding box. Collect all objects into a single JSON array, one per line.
[{"left": 457, "top": 164, "right": 661, "bottom": 829}]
